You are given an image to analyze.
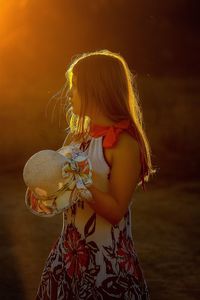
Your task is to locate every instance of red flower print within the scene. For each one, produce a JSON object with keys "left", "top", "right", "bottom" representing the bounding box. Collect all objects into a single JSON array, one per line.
[
  {"left": 116, "top": 230, "right": 141, "bottom": 280},
  {"left": 64, "top": 224, "right": 89, "bottom": 279}
]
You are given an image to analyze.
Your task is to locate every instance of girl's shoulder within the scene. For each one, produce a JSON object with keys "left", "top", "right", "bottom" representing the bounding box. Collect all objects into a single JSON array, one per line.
[
  {"left": 111, "top": 130, "right": 139, "bottom": 156},
  {"left": 107, "top": 130, "right": 140, "bottom": 172},
  {"left": 105, "top": 131, "right": 141, "bottom": 220}
]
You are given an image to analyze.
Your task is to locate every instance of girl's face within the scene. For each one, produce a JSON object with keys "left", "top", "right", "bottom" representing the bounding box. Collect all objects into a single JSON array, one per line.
[
  {"left": 69, "top": 73, "right": 98, "bottom": 119},
  {"left": 70, "top": 75, "right": 81, "bottom": 115}
]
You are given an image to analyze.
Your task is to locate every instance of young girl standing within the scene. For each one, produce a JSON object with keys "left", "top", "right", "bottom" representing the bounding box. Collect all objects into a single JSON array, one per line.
[{"left": 36, "top": 49, "right": 156, "bottom": 299}]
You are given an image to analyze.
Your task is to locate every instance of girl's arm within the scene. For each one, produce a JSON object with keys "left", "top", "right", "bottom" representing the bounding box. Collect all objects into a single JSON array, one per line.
[{"left": 87, "top": 132, "right": 141, "bottom": 226}]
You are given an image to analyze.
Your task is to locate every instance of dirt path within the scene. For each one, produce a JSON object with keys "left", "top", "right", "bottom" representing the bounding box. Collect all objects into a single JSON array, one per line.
[{"left": 0, "top": 170, "right": 199, "bottom": 299}]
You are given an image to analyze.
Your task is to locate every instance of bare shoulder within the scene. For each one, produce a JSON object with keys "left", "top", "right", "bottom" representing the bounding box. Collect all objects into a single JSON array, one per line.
[
  {"left": 111, "top": 131, "right": 140, "bottom": 159},
  {"left": 108, "top": 131, "right": 141, "bottom": 223}
]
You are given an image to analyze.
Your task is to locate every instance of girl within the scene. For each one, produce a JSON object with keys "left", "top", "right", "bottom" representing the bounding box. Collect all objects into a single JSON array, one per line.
[{"left": 36, "top": 49, "right": 156, "bottom": 299}]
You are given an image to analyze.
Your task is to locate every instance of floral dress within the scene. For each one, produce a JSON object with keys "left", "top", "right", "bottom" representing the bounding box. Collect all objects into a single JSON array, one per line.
[{"left": 35, "top": 119, "right": 150, "bottom": 300}]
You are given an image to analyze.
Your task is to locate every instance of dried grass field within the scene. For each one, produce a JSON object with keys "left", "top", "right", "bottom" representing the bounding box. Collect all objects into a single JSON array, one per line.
[{"left": 0, "top": 170, "right": 199, "bottom": 300}]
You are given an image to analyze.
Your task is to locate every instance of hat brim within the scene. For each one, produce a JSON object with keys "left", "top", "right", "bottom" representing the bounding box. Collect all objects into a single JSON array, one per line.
[{"left": 25, "top": 184, "right": 79, "bottom": 217}]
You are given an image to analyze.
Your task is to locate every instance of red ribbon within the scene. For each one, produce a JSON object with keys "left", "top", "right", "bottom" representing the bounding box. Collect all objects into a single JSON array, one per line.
[
  {"left": 89, "top": 119, "right": 132, "bottom": 148},
  {"left": 89, "top": 118, "right": 147, "bottom": 191}
]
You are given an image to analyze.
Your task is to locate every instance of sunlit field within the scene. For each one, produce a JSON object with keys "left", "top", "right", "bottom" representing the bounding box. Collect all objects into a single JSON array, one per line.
[{"left": 0, "top": 170, "right": 199, "bottom": 299}]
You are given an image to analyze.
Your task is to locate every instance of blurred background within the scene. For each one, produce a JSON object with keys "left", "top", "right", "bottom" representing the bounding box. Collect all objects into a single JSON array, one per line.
[{"left": 0, "top": 0, "right": 199, "bottom": 299}]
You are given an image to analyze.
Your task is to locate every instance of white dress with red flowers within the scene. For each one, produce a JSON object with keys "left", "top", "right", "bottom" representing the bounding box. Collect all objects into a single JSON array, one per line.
[{"left": 35, "top": 134, "right": 150, "bottom": 300}]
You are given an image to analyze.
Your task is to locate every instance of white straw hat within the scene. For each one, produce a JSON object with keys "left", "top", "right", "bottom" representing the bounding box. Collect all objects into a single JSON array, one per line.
[{"left": 23, "top": 144, "right": 93, "bottom": 217}]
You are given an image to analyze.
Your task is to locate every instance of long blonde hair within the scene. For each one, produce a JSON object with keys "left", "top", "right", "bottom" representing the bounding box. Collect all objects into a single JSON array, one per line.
[{"left": 59, "top": 49, "right": 157, "bottom": 188}]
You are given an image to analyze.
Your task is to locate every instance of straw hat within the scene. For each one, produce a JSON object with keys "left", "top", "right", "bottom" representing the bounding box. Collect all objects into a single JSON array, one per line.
[{"left": 23, "top": 144, "right": 93, "bottom": 217}]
